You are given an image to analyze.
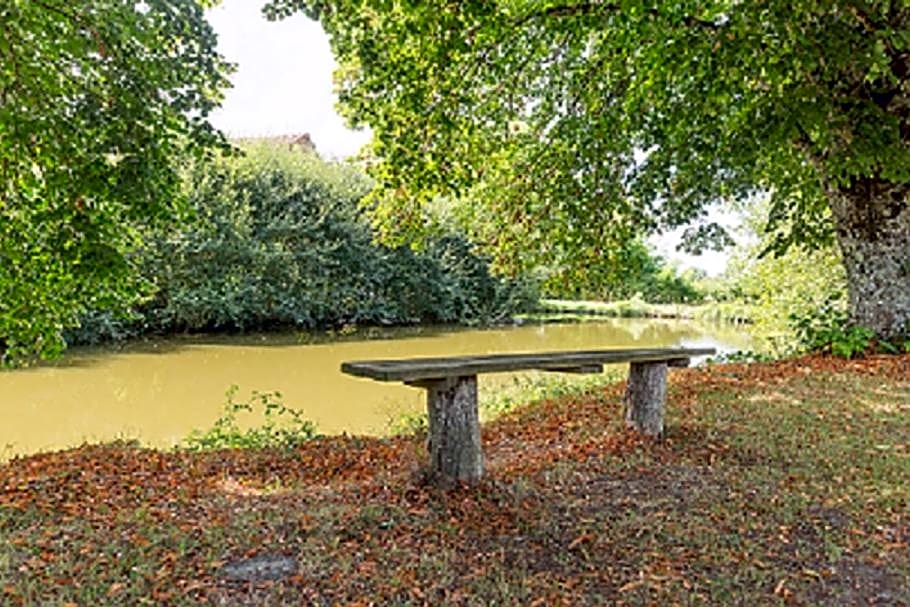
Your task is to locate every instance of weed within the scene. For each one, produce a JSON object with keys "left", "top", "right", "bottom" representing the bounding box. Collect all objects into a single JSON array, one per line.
[
  {"left": 789, "top": 301, "right": 876, "bottom": 358},
  {"left": 183, "top": 385, "right": 317, "bottom": 451}
]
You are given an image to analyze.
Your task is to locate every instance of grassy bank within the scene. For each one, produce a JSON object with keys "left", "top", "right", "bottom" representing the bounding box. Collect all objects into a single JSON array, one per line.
[
  {"left": 529, "top": 298, "right": 754, "bottom": 324},
  {"left": 1, "top": 355, "right": 908, "bottom": 605}
]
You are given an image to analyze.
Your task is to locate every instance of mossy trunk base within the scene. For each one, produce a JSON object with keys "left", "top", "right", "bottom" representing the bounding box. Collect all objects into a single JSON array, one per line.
[{"left": 424, "top": 375, "right": 483, "bottom": 486}]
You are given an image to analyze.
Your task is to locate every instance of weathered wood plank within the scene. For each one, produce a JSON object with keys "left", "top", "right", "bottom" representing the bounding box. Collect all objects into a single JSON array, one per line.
[
  {"left": 542, "top": 364, "right": 604, "bottom": 374},
  {"left": 341, "top": 347, "right": 715, "bottom": 382}
]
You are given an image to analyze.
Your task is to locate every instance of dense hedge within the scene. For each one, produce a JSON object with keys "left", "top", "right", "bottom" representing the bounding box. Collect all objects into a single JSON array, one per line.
[{"left": 69, "top": 144, "right": 536, "bottom": 344}]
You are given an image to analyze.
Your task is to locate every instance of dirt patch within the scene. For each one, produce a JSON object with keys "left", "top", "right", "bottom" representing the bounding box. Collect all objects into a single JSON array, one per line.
[
  {"left": 800, "top": 558, "right": 910, "bottom": 606},
  {"left": 580, "top": 464, "right": 720, "bottom": 511},
  {"left": 219, "top": 554, "right": 297, "bottom": 582}
]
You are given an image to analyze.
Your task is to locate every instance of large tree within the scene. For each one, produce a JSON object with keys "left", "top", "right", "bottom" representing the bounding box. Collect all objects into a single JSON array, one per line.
[
  {"left": 267, "top": 0, "right": 910, "bottom": 339},
  {"left": 0, "top": 0, "right": 230, "bottom": 364}
]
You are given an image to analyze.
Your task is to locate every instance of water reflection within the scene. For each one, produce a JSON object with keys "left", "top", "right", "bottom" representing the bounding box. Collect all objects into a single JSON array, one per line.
[{"left": 0, "top": 320, "right": 750, "bottom": 458}]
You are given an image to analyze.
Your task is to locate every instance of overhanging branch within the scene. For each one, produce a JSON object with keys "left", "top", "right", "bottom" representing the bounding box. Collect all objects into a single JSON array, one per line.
[{"left": 515, "top": 2, "right": 722, "bottom": 31}]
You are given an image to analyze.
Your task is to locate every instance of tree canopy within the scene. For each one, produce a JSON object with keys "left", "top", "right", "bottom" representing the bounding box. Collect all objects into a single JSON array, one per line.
[
  {"left": 0, "top": 0, "right": 231, "bottom": 363},
  {"left": 268, "top": 0, "right": 910, "bottom": 337}
]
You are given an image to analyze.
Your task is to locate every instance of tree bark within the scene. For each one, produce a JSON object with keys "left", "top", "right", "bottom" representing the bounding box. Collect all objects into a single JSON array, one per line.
[
  {"left": 831, "top": 181, "right": 910, "bottom": 339},
  {"left": 624, "top": 361, "right": 667, "bottom": 437},
  {"left": 424, "top": 375, "right": 483, "bottom": 485}
]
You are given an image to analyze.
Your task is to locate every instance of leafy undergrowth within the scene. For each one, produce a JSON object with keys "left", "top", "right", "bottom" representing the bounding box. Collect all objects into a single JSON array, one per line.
[{"left": 1, "top": 355, "right": 908, "bottom": 605}]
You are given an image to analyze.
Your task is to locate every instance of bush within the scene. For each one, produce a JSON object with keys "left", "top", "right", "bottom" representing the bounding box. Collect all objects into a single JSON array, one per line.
[
  {"left": 789, "top": 302, "right": 910, "bottom": 358},
  {"left": 68, "top": 144, "right": 536, "bottom": 343},
  {"left": 719, "top": 195, "right": 849, "bottom": 353},
  {"left": 732, "top": 243, "right": 847, "bottom": 341}
]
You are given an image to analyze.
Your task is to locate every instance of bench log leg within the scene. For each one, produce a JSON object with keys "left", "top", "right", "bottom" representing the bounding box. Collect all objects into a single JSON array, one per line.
[
  {"left": 424, "top": 375, "right": 483, "bottom": 485},
  {"left": 624, "top": 361, "right": 668, "bottom": 437}
]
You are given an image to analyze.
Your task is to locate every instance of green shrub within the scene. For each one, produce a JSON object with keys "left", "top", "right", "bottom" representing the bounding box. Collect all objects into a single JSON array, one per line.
[
  {"left": 719, "top": 196, "right": 848, "bottom": 352},
  {"left": 183, "top": 386, "right": 317, "bottom": 451},
  {"left": 68, "top": 144, "right": 536, "bottom": 343},
  {"left": 789, "top": 302, "right": 875, "bottom": 359}
]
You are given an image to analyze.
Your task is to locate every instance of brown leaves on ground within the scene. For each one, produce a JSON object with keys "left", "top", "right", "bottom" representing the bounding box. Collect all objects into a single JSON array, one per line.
[{"left": 1, "top": 354, "right": 908, "bottom": 605}]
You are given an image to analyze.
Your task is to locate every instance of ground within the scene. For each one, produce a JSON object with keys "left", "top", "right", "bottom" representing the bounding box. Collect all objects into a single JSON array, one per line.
[{"left": 1, "top": 355, "right": 908, "bottom": 605}]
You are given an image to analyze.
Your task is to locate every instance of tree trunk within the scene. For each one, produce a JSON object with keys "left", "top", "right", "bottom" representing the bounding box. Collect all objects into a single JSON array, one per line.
[
  {"left": 831, "top": 182, "right": 910, "bottom": 339},
  {"left": 424, "top": 375, "right": 483, "bottom": 485},
  {"left": 624, "top": 361, "right": 667, "bottom": 437}
]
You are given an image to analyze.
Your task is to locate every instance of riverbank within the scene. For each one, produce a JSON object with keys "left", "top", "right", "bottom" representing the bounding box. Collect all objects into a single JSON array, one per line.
[
  {"left": 2, "top": 354, "right": 907, "bottom": 605},
  {"left": 528, "top": 298, "right": 754, "bottom": 324}
]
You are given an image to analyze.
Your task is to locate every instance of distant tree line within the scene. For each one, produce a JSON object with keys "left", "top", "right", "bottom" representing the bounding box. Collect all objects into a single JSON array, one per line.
[{"left": 537, "top": 239, "right": 704, "bottom": 304}]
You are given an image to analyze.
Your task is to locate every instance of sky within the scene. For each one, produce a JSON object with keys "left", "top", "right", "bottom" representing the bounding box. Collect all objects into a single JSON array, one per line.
[
  {"left": 206, "top": 2, "right": 370, "bottom": 159},
  {"left": 205, "top": 1, "right": 732, "bottom": 275},
  {"left": 648, "top": 215, "right": 739, "bottom": 278}
]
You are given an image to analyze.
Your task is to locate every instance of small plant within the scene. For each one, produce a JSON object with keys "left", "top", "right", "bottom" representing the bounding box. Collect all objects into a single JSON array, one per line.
[
  {"left": 388, "top": 410, "right": 428, "bottom": 436},
  {"left": 876, "top": 339, "right": 900, "bottom": 355},
  {"left": 874, "top": 337, "right": 910, "bottom": 355},
  {"left": 789, "top": 301, "right": 874, "bottom": 359},
  {"left": 829, "top": 325, "right": 875, "bottom": 358},
  {"left": 183, "top": 385, "right": 317, "bottom": 451}
]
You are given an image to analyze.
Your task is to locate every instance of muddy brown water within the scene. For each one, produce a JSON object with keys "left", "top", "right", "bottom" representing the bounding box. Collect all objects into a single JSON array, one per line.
[{"left": 0, "top": 320, "right": 751, "bottom": 459}]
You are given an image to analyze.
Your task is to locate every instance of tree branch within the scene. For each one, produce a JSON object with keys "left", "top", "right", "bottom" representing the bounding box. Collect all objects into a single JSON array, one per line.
[
  {"left": 515, "top": 2, "right": 722, "bottom": 31},
  {"left": 30, "top": 0, "right": 81, "bottom": 24}
]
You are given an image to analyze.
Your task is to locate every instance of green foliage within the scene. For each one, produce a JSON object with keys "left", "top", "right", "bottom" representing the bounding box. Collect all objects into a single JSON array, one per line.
[
  {"left": 68, "top": 144, "right": 536, "bottom": 343},
  {"left": 387, "top": 410, "right": 428, "bottom": 437},
  {"left": 540, "top": 240, "right": 703, "bottom": 304},
  {"left": 139, "top": 143, "right": 373, "bottom": 331},
  {"left": 263, "top": 0, "right": 907, "bottom": 252},
  {"left": 266, "top": 0, "right": 910, "bottom": 337},
  {"left": 789, "top": 302, "right": 875, "bottom": 359},
  {"left": 183, "top": 385, "right": 317, "bottom": 451},
  {"left": 721, "top": 195, "right": 848, "bottom": 352},
  {"left": 0, "top": 1, "right": 231, "bottom": 365},
  {"left": 421, "top": 235, "right": 540, "bottom": 324},
  {"left": 740, "top": 244, "right": 847, "bottom": 334}
]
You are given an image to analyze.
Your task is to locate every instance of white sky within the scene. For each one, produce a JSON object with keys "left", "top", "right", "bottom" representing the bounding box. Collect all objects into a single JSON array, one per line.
[
  {"left": 648, "top": 222, "right": 737, "bottom": 278},
  {"left": 206, "top": 1, "right": 731, "bottom": 275},
  {"left": 206, "top": 1, "right": 370, "bottom": 159}
]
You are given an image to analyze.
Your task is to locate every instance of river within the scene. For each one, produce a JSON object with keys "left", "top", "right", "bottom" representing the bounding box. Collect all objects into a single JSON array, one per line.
[{"left": 0, "top": 319, "right": 751, "bottom": 459}]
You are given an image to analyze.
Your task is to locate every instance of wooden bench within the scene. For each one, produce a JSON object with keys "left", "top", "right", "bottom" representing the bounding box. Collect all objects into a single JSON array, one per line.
[{"left": 342, "top": 347, "right": 715, "bottom": 485}]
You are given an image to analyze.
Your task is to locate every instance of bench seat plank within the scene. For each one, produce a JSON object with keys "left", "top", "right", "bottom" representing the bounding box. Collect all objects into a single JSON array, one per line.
[{"left": 342, "top": 347, "right": 716, "bottom": 383}]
